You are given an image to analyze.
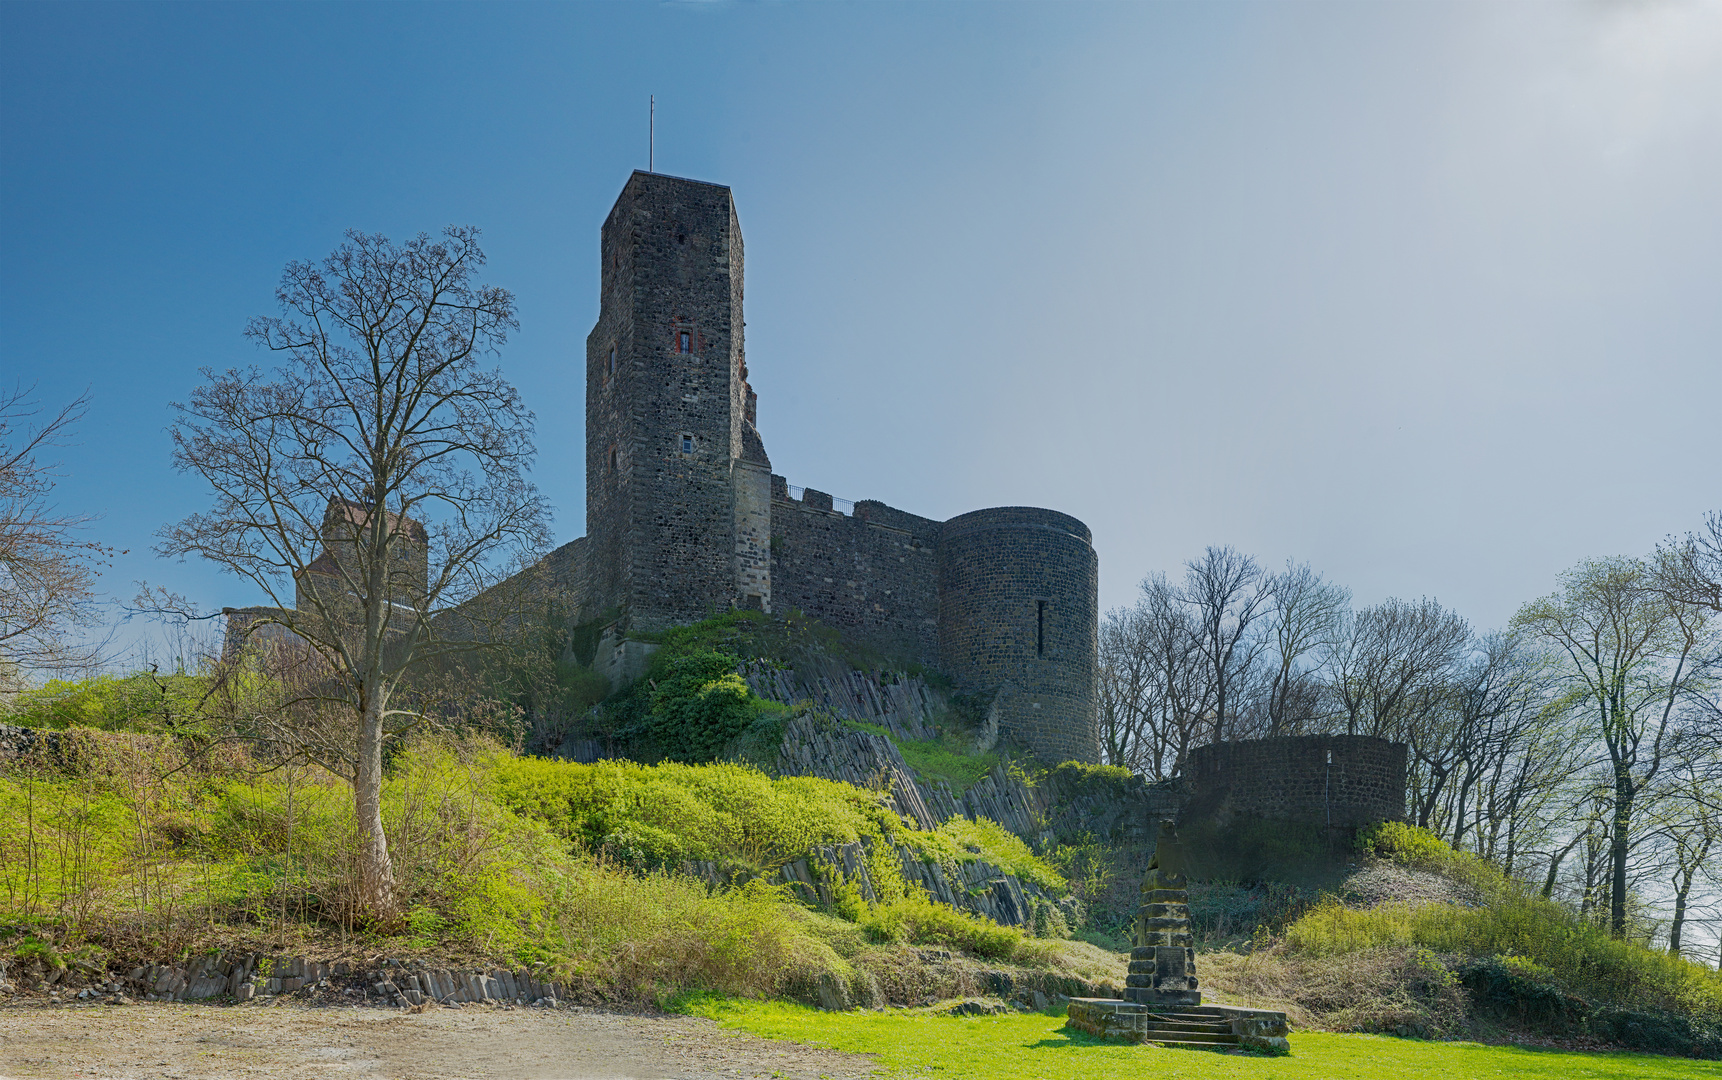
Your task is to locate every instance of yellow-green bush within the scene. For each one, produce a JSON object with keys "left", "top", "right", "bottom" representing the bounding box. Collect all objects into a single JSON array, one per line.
[
  {"left": 489, "top": 756, "right": 911, "bottom": 872},
  {"left": 1284, "top": 895, "right": 1722, "bottom": 1021},
  {"left": 2, "top": 728, "right": 1062, "bottom": 1003},
  {"left": 856, "top": 891, "right": 1052, "bottom": 963},
  {"left": 1355, "top": 820, "right": 1514, "bottom": 897},
  {"left": 914, "top": 817, "right": 1066, "bottom": 892}
]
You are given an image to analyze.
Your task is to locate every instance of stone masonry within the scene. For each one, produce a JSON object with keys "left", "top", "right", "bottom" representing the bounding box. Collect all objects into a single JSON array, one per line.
[
  {"left": 444, "top": 171, "right": 1104, "bottom": 765},
  {"left": 1182, "top": 734, "right": 1406, "bottom": 829},
  {"left": 246, "top": 172, "right": 1104, "bottom": 764},
  {"left": 1126, "top": 822, "right": 1199, "bottom": 1007},
  {"left": 938, "top": 508, "right": 1101, "bottom": 764}
]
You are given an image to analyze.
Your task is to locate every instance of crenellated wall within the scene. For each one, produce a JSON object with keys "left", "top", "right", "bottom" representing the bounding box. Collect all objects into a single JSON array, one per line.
[{"left": 767, "top": 475, "right": 942, "bottom": 666}]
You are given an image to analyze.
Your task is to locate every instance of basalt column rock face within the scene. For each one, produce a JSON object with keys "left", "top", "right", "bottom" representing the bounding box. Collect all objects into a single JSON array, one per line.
[{"left": 1125, "top": 822, "right": 1200, "bottom": 1007}]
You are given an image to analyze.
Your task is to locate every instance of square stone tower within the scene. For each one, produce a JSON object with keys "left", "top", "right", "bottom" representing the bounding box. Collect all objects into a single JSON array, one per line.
[{"left": 584, "top": 171, "right": 772, "bottom": 632}]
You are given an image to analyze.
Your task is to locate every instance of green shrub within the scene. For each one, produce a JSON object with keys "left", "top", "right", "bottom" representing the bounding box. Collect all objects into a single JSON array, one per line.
[
  {"left": 891, "top": 735, "right": 1000, "bottom": 791},
  {"left": 4, "top": 672, "right": 224, "bottom": 734},
  {"left": 916, "top": 818, "right": 1066, "bottom": 892},
  {"left": 1355, "top": 821, "right": 1514, "bottom": 897},
  {"left": 2, "top": 727, "right": 1076, "bottom": 1004},
  {"left": 489, "top": 755, "right": 912, "bottom": 874},
  {"left": 857, "top": 892, "right": 1049, "bottom": 962},
  {"left": 1284, "top": 895, "right": 1722, "bottom": 1022},
  {"left": 1357, "top": 821, "right": 1450, "bottom": 865}
]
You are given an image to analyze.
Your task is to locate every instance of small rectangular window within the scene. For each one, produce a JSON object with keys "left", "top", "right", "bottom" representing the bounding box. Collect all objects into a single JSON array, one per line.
[
  {"left": 681, "top": 434, "right": 694, "bottom": 453},
  {"left": 678, "top": 331, "right": 691, "bottom": 353}
]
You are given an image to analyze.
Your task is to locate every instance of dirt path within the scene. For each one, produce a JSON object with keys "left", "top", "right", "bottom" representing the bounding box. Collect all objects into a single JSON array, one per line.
[{"left": 0, "top": 1002, "right": 877, "bottom": 1080}]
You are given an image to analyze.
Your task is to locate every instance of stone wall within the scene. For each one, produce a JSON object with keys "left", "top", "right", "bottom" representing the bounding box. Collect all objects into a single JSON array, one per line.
[
  {"left": 584, "top": 171, "right": 763, "bottom": 631},
  {"left": 272, "top": 172, "right": 1105, "bottom": 768},
  {"left": 768, "top": 477, "right": 941, "bottom": 665},
  {"left": 1182, "top": 734, "right": 1406, "bottom": 828},
  {"left": 938, "top": 508, "right": 1101, "bottom": 764}
]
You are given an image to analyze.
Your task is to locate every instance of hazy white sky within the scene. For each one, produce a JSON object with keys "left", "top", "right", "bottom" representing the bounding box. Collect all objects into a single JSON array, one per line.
[{"left": 2, "top": 1, "right": 1717, "bottom": 657}]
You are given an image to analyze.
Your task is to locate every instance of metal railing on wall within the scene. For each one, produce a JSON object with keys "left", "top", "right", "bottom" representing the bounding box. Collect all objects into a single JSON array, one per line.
[{"left": 783, "top": 483, "right": 854, "bottom": 516}]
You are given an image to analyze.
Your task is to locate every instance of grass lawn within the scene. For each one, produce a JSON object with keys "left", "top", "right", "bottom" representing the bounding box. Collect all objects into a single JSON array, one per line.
[{"left": 682, "top": 999, "right": 1721, "bottom": 1079}]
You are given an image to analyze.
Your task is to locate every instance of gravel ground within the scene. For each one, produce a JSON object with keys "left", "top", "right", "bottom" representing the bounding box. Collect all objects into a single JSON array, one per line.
[{"left": 0, "top": 1001, "right": 876, "bottom": 1080}]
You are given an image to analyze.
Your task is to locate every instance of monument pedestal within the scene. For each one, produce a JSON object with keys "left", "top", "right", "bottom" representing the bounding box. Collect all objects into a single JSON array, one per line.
[
  {"left": 1066, "top": 998, "right": 1291, "bottom": 1053},
  {"left": 1065, "top": 823, "right": 1289, "bottom": 1053}
]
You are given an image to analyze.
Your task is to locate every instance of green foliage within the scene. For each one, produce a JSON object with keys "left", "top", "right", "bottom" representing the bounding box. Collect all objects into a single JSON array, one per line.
[
  {"left": 1, "top": 724, "right": 1074, "bottom": 1005},
  {"left": 4, "top": 672, "right": 221, "bottom": 734},
  {"left": 889, "top": 733, "right": 1000, "bottom": 791},
  {"left": 1355, "top": 820, "right": 1515, "bottom": 897},
  {"left": 598, "top": 613, "right": 800, "bottom": 764},
  {"left": 685, "top": 999, "right": 1719, "bottom": 1079},
  {"left": 1357, "top": 821, "right": 1450, "bottom": 865},
  {"left": 10, "top": 935, "right": 62, "bottom": 967},
  {"left": 918, "top": 818, "right": 1066, "bottom": 892},
  {"left": 489, "top": 755, "right": 911, "bottom": 874},
  {"left": 1048, "top": 760, "right": 1135, "bottom": 789},
  {"left": 857, "top": 892, "right": 1046, "bottom": 961},
  {"left": 1284, "top": 895, "right": 1722, "bottom": 1023}
]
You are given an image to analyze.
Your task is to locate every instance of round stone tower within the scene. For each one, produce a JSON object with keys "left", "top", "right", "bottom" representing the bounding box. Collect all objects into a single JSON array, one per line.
[{"left": 938, "top": 507, "right": 1100, "bottom": 764}]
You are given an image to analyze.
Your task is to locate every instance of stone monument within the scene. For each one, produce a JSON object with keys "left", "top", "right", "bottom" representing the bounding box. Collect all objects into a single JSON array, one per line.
[
  {"left": 1064, "top": 822, "right": 1290, "bottom": 1053},
  {"left": 1126, "top": 821, "right": 1200, "bottom": 1005}
]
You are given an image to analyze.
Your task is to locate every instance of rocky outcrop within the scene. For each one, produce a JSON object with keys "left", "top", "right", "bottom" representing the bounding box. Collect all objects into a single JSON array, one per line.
[
  {"left": 0, "top": 723, "right": 64, "bottom": 763},
  {"left": 745, "top": 660, "right": 940, "bottom": 742},
  {"left": 774, "top": 713, "right": 940, "bottom": 830}
]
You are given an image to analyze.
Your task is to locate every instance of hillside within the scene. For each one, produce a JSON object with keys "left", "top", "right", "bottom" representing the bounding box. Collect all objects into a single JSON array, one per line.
[{"left": 3, "top": 611, "right": 1720, "bottom": 1060}]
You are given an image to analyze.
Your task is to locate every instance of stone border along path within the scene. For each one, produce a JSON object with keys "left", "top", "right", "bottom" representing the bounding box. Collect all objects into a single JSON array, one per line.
[{"left": 20, "top": 952, "right": 577, "bottom": 1009}]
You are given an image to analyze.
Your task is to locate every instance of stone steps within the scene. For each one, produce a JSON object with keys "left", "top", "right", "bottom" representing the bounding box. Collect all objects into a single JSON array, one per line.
[
  {"left": 1138, "top": 1010, "right": 1240, "bottom": 1047},
  {"left": 1065, "top": 998, "right": 1289, "bottom": 1053}
]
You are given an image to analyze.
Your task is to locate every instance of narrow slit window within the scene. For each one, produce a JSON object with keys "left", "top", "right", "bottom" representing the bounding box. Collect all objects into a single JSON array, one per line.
[
  {"left": 678, "top": 330, "right": 691, "bottom": 353},
  {"left": 608, "top": 445, "right": 618, "bottom": 472},
  {"left": 608, "top": 347, "right": 616, "bottom": 378},
  {"left": 1037, "top": 600, "right": 1047, "bottom": 657}
]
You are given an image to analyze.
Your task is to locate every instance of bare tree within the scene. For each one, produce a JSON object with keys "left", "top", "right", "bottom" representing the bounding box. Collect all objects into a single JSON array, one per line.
[
  {"left": 1656, "top": 748, "right": 1721, "bottom": 958},
  {"left": 1095, "top": 573, "right": 1218, "bottom": 779},
  {"left": 0, "top": 386, "right": 114, "bottom": 678},
  {"left": 1182, "top": 546, "right": 1270, "bottom": 744},
  {"left": 1655, "top": 510, "right": 1722, "bottom": 616},
  {"left": 1513, "top": 557, "right": 1712, "bottom": 937},
  {"left": 1261, "top": 561, "right": 1348, "bottom": 737},
  {"left": 1462, "top": 647, "right": 1593, "bottom": 875},
  {"left": 1098, "top": 604, "right": 1156, "bottom": 773},
  {"left": 1327, "top": 597, "right": 1470, "bottom": 740},
  {"left": 148, "top": 227, "right": 550, "bottom": 922}
]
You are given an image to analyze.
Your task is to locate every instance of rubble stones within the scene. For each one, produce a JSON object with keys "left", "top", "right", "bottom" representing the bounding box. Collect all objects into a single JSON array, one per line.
[{"left": 3, "top": 951, "right": 578, "bottom": 1010}]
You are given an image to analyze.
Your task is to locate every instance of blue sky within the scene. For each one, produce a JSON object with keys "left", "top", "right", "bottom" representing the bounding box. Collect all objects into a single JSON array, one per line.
[{"left": 2, "top": 1, "right": 1718, "bottom": 662}]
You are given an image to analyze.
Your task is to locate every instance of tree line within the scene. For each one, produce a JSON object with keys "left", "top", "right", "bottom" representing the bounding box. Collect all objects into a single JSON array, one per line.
[{"left": 1099, "top": 520, "right": 1722, "bottom": 958}]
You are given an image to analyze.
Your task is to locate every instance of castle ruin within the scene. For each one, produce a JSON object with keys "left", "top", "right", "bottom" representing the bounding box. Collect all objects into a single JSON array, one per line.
[{"left": 521, "top": 171, "right": 1101, "bottom": 764}]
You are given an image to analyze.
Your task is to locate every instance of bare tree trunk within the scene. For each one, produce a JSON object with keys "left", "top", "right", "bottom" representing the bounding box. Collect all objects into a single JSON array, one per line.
[
  {"left": 1541, "top": 833, "right": 1583, "bottom": 900},
  {"left": 1668, "top": 866, "right": 1694, "bottom": 957},
  {"left": 1610, "top": 764, "right": 1633, "bottom": 937},
  {"left": 1668, "top": 833, "right": 1712, "bottom": 958},
  {"left": 354, "top": 693, "right": 395, "bottom": 921}
]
